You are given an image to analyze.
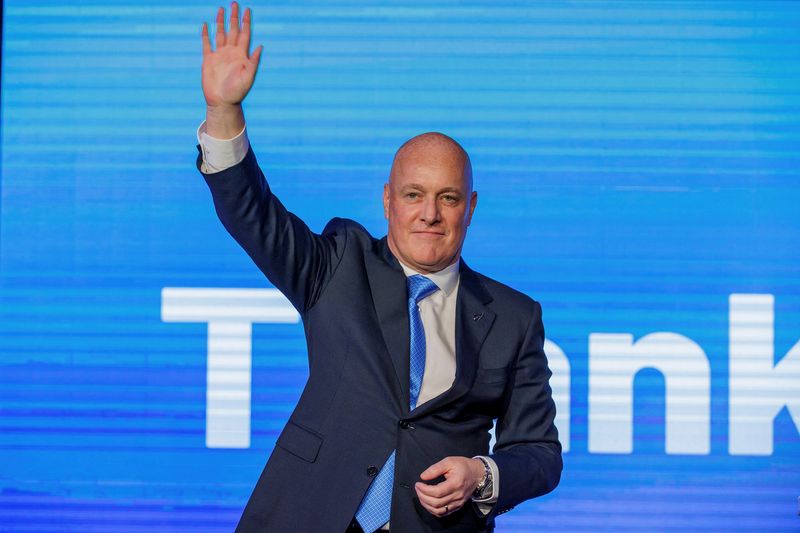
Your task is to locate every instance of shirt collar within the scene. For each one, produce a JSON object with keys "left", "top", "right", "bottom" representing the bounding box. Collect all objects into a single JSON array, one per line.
[{"left": 398, "top": 259, "right": 460, "bottom": 297}]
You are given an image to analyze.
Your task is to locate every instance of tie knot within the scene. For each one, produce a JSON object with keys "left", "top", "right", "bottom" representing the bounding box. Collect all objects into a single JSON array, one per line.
[{"left": 407, "top": 274, "right": 439, "bottom": 303}]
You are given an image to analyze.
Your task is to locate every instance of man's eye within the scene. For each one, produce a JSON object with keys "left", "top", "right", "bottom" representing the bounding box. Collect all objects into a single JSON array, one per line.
[
  {"left": 405, "top": 192, "right": 419, "bottom": 199},
  {"left": 442, "top": 195, "right": 458, "bottom": 203}
]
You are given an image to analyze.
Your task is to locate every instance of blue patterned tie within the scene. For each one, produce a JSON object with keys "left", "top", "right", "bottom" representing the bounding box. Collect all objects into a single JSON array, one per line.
[{"left": 355, "top": 274, "right": 439, "bottom": 532}]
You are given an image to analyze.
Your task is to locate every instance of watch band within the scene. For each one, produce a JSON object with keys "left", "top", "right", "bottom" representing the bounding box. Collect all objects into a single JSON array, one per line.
[{"left": 473, "top": 456, "right": 493, "bottom": 498}]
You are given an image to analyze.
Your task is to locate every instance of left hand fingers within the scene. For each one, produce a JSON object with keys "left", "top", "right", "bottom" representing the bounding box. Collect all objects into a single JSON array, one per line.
[
  {"left": 416, "top": 492, "right": 464, "bottom": 517},
  {"left": 417, "top": 489, "right": 463, "bottom": 510},
  {"left": 415, "top": 476, "right": 459, "bottom": 498},
  {"left": 415, "top": 481, "right": 470, "bottom": 517}
]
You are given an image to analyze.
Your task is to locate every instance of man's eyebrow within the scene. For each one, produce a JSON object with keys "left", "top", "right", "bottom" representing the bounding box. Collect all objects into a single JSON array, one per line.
[{"left": 400, "top": 183, "right": 463, "bottom": 194}]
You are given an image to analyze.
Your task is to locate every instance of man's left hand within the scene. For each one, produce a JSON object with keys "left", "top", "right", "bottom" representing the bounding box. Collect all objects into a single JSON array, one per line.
[{"left": 415, "top": 456, "right": 485, "bottom": 517}]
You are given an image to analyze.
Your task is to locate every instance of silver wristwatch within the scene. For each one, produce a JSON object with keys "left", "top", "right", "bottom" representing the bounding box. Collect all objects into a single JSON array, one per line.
[{"left": 473, "top": 456, "right": 493, "bottom": 498}]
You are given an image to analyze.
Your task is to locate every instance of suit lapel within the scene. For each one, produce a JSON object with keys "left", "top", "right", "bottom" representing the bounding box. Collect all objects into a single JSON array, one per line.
[
  {"left": 409, "top": 261, "right": 496, "bottom": 419},
  {"left": 365, "top": 237, "right": 410, "bottom": 409},
  {"left": 366, "top": 242, "right": 497, "bottom": 417}
]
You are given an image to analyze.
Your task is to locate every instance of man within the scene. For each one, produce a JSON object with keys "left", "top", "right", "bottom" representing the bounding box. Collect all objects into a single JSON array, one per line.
[{"left": 197, "top": 4, "right": 561, "bottom": 532}]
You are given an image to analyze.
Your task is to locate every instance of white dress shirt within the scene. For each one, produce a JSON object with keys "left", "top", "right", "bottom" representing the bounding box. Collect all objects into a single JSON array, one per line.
[
  {"left": 197, "top": 123, "right": 499, "bottom": 523},
  {"left": 396, "top": 260, "right": 499, "bottom": 516},
  {"left": 398, "top": 260, "right": 459, "bottom": 407}
]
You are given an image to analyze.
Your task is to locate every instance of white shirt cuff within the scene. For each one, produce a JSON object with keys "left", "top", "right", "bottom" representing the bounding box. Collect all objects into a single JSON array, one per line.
[
  {"left": 471, "top": 455, "right": 499, "bottom": 515},
  {"left": 196, "top": 120, "right": 250, "bottom": 174}
]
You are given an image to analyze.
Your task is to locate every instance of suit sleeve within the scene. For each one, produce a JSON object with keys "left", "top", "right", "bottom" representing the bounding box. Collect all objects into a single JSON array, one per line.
[
  {"left": 489, "top": 301, "right": 563, "bottom": 514},
  {"left": 198, "top": 147, "right": 346, "bottom": 314}
]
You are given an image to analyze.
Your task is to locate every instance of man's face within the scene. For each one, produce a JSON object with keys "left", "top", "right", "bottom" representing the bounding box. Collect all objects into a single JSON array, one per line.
[{"left": 383, "top": 137, "right": 478, "bottom": 274}]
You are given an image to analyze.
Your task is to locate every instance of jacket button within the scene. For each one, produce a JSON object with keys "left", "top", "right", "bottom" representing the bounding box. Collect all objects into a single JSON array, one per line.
[
  {"left": 367, "top": 466, "right": 378, "bottom": 477},
  {"left": 398, "top": 420, "right": 410, "bottom": 429}
]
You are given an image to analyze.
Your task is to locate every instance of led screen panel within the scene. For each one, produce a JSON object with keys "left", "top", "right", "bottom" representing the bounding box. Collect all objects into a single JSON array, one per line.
[{"left": 1, "top": 1, "right": 798, "bottom": 531}]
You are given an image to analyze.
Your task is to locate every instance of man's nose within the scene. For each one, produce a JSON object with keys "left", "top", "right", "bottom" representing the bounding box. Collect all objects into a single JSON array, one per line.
[{"left": 420, "top": 197, "right": 440, "bottom": 224}]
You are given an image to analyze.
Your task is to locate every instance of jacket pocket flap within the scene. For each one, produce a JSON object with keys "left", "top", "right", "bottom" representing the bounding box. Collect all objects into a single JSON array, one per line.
[{"left": 276, "top": 421, "right": 323, "bottom": 463}]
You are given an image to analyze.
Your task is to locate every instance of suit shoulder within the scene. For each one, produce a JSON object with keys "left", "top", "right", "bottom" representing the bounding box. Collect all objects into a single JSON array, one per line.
[
  {"left": 320, "top": 217, "right": 377, "bottom": 245},
  {"left": 321, "top": 217, "right": 371, "bottom": 236},
  {"left": 473, "top": 270, "right": 541, "bottom": 316},
  {"left": 319, "top": 217, "right": 381, "bottom": 258}
]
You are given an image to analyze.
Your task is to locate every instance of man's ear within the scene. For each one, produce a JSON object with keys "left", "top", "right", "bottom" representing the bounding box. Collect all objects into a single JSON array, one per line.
[
  {"left": 466, "top": 191, "right": 478, "bottom": 226},
  {"left": 383, "top": 183, "right": 391, "bottom": 219}
]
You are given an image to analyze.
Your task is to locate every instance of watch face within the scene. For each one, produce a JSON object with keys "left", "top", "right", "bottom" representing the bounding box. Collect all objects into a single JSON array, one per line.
[
  {"left": 472, "top": 457, "right": 493, "bottom": 498},
  {"left": 474, "top": 472, "right": 492, "bottom": 497},
  {"left": 474, "top": 479, "right": 493, "bottom": 499}
]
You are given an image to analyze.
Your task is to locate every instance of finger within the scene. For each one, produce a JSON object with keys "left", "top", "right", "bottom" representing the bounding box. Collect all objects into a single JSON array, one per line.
[
  {"left": 419, "top": 458, "right": 449, "bottom": 481},
  {"left": 249, "top": 44, "right": 263, "bottom": 69},
  {"left": 414, "top": 478, "right": 458, "bottom": 498},
  {"left": 417, "top": 489, "right": 460, "bottom": 510},
  {"left": 415, "top": 491, "right": 448, "bottom": 517},
  {"left": 215, "top": 6, "right": 226, "bottom": 48},
  {"left": 443, "top": 501, "right": 462, "bottom": 515},
  {"left": 229, "top": 1, "right": 240, "bottom": 46},
  {"left": 416, "top": 497, "right": 440, "bottom": 517},
  {"left": 240, "top": 7, "right": 252, "bottom": 52},
  {"left": 417, "top": 491, "right": 460, "bottom": 518},
  {"left": 201, "top": 22, "right": 212, "bottom": 56}
]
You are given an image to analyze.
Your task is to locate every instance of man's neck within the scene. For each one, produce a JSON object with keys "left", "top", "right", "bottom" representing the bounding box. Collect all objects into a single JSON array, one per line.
[{"left": 398, "top": 258, "right": 460, "bottom": 296}]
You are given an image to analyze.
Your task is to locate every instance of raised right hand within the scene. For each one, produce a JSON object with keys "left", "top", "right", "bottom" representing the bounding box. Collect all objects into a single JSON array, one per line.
[{"left": 201, "top": 2, "right": 263, "bottom": 136}]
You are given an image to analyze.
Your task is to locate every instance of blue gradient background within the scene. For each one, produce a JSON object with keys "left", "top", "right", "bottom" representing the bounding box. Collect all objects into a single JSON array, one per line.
[{"left": 1, "top": 1, "right": 799, "bottom": 531}]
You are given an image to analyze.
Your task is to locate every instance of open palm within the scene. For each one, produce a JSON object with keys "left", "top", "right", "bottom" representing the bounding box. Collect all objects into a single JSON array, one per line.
[{"left": 201, "top": 2, "right": 263, "bottom": 107}]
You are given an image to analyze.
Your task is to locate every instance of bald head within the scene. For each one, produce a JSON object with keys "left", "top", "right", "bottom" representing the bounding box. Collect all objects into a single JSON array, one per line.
[
  {"left": 383, "top": 132, "right": 478, "bottom": 274},
  {"left": 389, "top": 132, "right": 473, "bottom": 192}
]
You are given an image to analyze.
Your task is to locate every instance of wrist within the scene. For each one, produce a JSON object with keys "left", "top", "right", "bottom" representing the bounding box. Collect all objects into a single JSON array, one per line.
[
  {"left": 205, "top": 104, "right": 245, "bottom": 140},
  {"left": 471, "top": 458, "right": 487, "bottom": 490},
  {"left": 471, "top": 457, "right": 492, "bottom": 498}
]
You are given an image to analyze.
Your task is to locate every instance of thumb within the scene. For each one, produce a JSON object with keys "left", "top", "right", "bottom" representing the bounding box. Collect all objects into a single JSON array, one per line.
[
  {"left": 419, "top": 458, "right": 450, "bottom": 481},
  {"left": 249, "top": 45, "right": 264, "bottom": 69}
]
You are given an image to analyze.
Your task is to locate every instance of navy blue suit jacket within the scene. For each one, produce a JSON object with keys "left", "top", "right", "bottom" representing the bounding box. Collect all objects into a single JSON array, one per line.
[{"left": 199, "top": 148, "right": 562, "bottom": 532}]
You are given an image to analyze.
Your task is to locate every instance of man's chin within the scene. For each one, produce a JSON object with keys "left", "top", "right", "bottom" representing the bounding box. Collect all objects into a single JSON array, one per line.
[
  {"left": 410, "top": 254, "right": 457, "bottom": 274},
  {"left": 387, "top": 238, "right": 457, "bottom": 273}
]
